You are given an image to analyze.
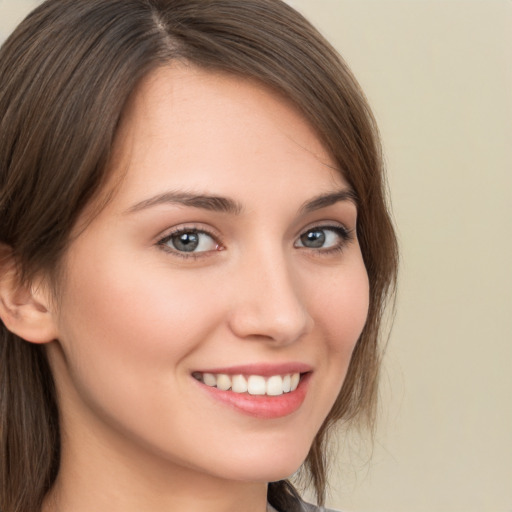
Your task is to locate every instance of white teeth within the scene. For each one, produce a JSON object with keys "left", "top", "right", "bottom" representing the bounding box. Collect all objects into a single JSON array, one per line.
[
  {"left": 290, "top": 373, "right": 300, "bottom": 391},
  {"left": 247, "top": 375, "right": 266, "bottom": 395},
  {"left": 203, "top": 373, "right": 217, "bottom": 387},
  {"left": 266, "top": 375, "right": 284, "bottom": 396},
  {"left": 196, "top": 372, "right": 302, "bottom": 396},
  {"left": 232, "top": 374, "right": 248, "bottom": 393},
  {"left": 282, "top": 374, "right": 291, "bottom": 393},
  {"left": 216, "top": 374, "right": 231, "bottom": 391}
]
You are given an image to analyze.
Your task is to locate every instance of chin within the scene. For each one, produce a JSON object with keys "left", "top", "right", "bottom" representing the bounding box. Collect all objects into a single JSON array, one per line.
[{"left": 210, "top": 442, "right": 311, "bottom": 484}]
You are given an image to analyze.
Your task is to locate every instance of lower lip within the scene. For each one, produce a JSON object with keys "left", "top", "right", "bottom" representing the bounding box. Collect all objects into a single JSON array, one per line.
[{"left": 195, "top": 373, "right": 311, "bottom": 419}]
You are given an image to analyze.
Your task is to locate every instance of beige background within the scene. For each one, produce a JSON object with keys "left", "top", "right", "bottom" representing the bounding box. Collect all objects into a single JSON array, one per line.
[{"left": 1, "top": 1, "right": 511, "bottom": 511}]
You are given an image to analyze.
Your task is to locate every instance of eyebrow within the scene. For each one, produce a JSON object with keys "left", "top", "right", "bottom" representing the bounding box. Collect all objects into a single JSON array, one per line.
[
  {"left": 299, "top": 189, "right": 358, "bottom": 213},
  {"left": 124, "top": 191, "right": 244, "bottom": 215},
  {"left": 124, "top": 187, "right": 357, "bottom": 216}
]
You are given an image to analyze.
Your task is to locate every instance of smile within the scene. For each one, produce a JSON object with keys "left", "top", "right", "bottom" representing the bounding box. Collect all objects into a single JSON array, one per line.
[{"left": 192, "top": 372, "right": 301, "bottom": 396}]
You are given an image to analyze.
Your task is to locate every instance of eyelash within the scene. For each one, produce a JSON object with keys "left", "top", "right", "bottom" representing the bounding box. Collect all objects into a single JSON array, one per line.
[
  {"left": 294, "top": 224, "right": 355, "bottom": 256},
  {"left": 156, "top": 224, "right": 354, "bottom": 259},
  {"left": 157, "top": 225, "right": 223, "bottom": 260}
]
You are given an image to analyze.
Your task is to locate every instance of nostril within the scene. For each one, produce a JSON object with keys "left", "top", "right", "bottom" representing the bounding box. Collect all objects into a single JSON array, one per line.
[{"left": 227, "top": 305, "right": 311, "bottom": 345}]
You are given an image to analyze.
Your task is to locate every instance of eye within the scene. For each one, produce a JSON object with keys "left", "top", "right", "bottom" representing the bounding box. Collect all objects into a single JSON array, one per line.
[
  {"left": 159, "top": 228, "right": 220, "bottom": 254},
  {"left": 295, "top": 225, "right": 352, "bottom": 251}
]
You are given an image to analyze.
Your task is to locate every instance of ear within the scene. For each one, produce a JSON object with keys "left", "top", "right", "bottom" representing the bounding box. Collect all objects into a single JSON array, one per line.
[{"left": 0, "top": 248, "right": 58, "bottom": 344}]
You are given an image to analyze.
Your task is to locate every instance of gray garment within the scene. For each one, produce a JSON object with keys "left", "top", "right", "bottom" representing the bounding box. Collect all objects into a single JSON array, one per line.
[
  {"left": 267, "top": 501, "right": 339, "bottom": 512},
  {"left": 301, "top": 503, "right": 339, "bottom": 512}
]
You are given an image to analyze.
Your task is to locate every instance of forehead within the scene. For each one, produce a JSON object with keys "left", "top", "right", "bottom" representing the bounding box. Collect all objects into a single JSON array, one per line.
[{"left": 103, "top": 64, "right": 346, "bottom": 210}]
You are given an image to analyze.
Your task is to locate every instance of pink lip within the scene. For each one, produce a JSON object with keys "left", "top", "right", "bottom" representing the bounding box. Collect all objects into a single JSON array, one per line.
[
  {"left": 193, "top": 362, "right": 313, "bottom": 377},
  {"left": 193, "top": 368, "right": 312, "bottom": 420}
]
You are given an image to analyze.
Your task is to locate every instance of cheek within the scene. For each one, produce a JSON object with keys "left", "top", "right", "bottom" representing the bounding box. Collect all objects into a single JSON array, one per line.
[
  {"left": 310, "top": 261, "right": 370, "bottom": 357},
  {"left": 300, "top": 258, "right": 369, "bottom": 418},
  {"left": 52, "top": 252, "right": 232, "bottom": 457},
  {"left": 54, "top": 248, "right": 224, "bottom": 398}
]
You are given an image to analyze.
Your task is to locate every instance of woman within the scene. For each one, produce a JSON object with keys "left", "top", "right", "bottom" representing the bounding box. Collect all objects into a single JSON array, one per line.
[{"left": 0, "top": 1, "right": 398, "bottom": 511}]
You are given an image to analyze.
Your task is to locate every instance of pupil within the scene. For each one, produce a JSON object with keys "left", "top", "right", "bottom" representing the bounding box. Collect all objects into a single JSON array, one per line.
[
  {"left": 302, "top": 230, "right": 325, "bottom": 248},
  {"left": 173, "top": 232, "right": 199, "bottom": 252}
]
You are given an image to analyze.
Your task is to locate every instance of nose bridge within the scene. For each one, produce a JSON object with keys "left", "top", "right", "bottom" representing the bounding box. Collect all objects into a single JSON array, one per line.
[{"left": 227, "top": 245, "right": 312, "bottom": 344}]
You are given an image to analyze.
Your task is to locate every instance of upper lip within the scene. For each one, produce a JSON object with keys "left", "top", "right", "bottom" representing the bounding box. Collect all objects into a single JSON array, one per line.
[{"left": 192, "top": 362, "right": 313, "bottom": 376}]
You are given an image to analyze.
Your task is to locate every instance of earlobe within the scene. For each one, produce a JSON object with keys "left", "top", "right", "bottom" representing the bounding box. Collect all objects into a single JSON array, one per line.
[{"left": 0, "top": 252, "right": 58, "bottom": 344}]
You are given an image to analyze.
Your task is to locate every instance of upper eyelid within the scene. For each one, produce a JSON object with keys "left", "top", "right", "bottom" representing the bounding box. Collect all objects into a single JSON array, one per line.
[
  {"left": 295, "top": 220, "right": 353, "bottom": 238},
  {"left": 296, "top": 225, "right": 354, "bottom": 241},
  {"left": 155, "top": 220, "right": 355, "bottom": 249},
  {"left": 156, "top": 224, "right": 222, "bottom": 243},
  {"left": 156, "top": 227, "right": 223, "bottom": 258},
  {"left": 294, "top": 225, "right": 355, "bottom": 255}
]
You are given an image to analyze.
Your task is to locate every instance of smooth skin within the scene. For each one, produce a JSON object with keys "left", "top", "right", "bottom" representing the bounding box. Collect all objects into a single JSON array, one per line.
[{"left": 18, "top": 65, "right": 369, "bottom": 512}]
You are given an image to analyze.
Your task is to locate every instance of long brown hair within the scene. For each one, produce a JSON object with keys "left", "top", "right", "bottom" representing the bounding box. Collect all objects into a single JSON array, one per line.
[{"left": 0, "top": 1, "right": 398, "bottom": 511}]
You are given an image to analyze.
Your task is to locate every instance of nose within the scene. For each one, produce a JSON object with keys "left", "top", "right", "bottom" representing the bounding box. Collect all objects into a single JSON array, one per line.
[{"left": 227, "top": 251, "right": 313, "bottom": 345}]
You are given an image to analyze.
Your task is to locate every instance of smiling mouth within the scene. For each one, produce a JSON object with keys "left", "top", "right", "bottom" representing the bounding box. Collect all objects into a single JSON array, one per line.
[{"left": 192, "top": 372, "right": 302, "bottom": 396}]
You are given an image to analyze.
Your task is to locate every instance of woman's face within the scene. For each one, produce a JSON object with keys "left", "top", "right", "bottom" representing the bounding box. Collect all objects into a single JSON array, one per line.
[{"left": 47, "top": 65, "right": 369, "bottom": 484}]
